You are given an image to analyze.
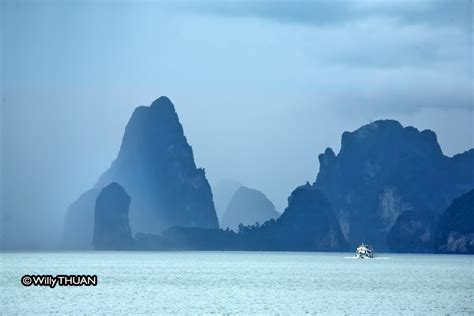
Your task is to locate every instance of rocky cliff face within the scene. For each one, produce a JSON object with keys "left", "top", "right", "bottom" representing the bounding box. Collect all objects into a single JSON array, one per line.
[
  {"left": 253, "top": 184, "right": 348, "bottom": 251},
  {"left": 435, "top": 189, "right": 474, "bottom": 254},
  {"left": 315, "top": 120, "right": 474, "bottom": 250},
  {"left": 92, "top": 182, "right": 134, "bottom": 250},
  {"left": 221, "top": 186, "right": 280, "bottom": 231},
  {"left": 63, "top": 96, "right": 218, "bottom": 249},
  {"left": 386, "top": 211, "right": 437, "bottom": 253}
]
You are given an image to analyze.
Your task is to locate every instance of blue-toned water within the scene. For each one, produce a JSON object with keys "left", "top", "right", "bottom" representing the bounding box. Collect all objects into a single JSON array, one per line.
[{"left": 1, "top": 252, "right": 473, "bottom": 314}]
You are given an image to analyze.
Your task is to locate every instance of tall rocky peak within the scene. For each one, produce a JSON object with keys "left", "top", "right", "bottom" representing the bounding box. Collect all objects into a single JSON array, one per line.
[
  {"left": 64, "top": 96, "right": 218, "bottom": 249},
  {"left": 435, "top": 189, "right": 474, "bottom": 254},
  {"left": 315, "top": 119, "right": 474, "bottom": 250},
  {"left": 110, "top": 96, "right": 192, "bottom": 172},
  {"left": 92, "top": 182, "right": 134, "bottom": 250},
  {"left": 221, "top": 186, "right": 280, "bottom": 231}
]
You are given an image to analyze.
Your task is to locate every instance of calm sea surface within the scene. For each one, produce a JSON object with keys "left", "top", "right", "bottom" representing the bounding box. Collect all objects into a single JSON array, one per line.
[{"left": 1, "top": 251, "right": 473, "bottom": 314}]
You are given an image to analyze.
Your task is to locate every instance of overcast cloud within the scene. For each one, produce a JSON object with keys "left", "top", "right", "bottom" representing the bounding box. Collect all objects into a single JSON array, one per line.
[{"left": 173, "top": 0, "right": 472, "bottom": 29}]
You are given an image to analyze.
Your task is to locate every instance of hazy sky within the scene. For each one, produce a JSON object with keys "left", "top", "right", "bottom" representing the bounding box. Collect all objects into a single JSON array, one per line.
[{"left": 1, "top": 0, "right": 473, "bottom": 249}]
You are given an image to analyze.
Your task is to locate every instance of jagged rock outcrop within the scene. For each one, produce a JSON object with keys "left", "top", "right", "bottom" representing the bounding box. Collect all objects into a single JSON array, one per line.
[
  {"left": 315, "top": 120, "right": 474, "bottom": 250},
  {"left": 258, "top": 184, "right": 347, "bottom": 251},
  {"left": 63, "top": 96, "right": 218, "bottom": 249},
  {"left": 386, "top": 211, "right": 437, "bottom": 253},
  {"left": 221, "top": 186, "right": 280, "bottom": 231},
  {"left": 92, "top": 182, "right": 133, "bottom": 250},
  {"left": 435, "top": 189, "right": 474, "bottom": 254},
  {"left": 212, "top": 179, "right": 241, "bottom": 220}
]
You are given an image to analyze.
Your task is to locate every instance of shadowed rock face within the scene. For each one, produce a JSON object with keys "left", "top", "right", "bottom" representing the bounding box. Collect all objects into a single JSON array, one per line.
[
  {"left": 435, "top": 189, "right": 474, "bottom": 254},
  {"left": 315, "top": 120, "right": 474, "bottom": 250},
  {"left": 64, "top": 97, "right": 218, "bottom": 249},
  {"left": 386, "top": 211, "right": 437, "bottom": 253},
  {"left": 221, "top": 186, "right": 280, "bottom": 231},
  {"left": 93, "top": 182, "right": 133, "bottom": 250},
  {"left": 264, "top": 184, "right": 347, "bottom": 251}
]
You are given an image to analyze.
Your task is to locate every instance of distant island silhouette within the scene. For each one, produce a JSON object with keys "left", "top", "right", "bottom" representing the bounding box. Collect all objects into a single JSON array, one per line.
[
  {"left": 64, "top": 97, "right": 474, "bottom": 253},
  {"left": 220, "top": 186, "right": 280, "bottom": 231}
]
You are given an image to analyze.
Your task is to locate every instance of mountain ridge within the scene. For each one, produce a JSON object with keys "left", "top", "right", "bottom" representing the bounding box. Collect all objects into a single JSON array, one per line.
[{"left": 315, "top": 119, "right": 474, "bottom": 250}]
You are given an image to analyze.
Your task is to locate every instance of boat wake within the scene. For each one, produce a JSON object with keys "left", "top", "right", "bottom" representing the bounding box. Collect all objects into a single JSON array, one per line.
[{"left": 344, "top": 256, "right": 391, "bottom": 260}]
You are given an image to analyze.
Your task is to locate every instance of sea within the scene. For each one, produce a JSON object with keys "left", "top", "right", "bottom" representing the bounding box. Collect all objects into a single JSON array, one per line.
[{"left": 1, "top": 251, "right": 473, "bottom": 314}]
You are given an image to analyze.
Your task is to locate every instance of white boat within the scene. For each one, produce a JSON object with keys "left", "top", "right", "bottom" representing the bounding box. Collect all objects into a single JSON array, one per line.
[{"left": 356, "top": 243, "right": 374, "bottom": 259}]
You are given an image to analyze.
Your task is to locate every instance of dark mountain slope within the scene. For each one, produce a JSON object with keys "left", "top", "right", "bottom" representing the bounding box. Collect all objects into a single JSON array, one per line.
[{"left": 435, "top": 189, "right": 474, "bottom": 254}]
